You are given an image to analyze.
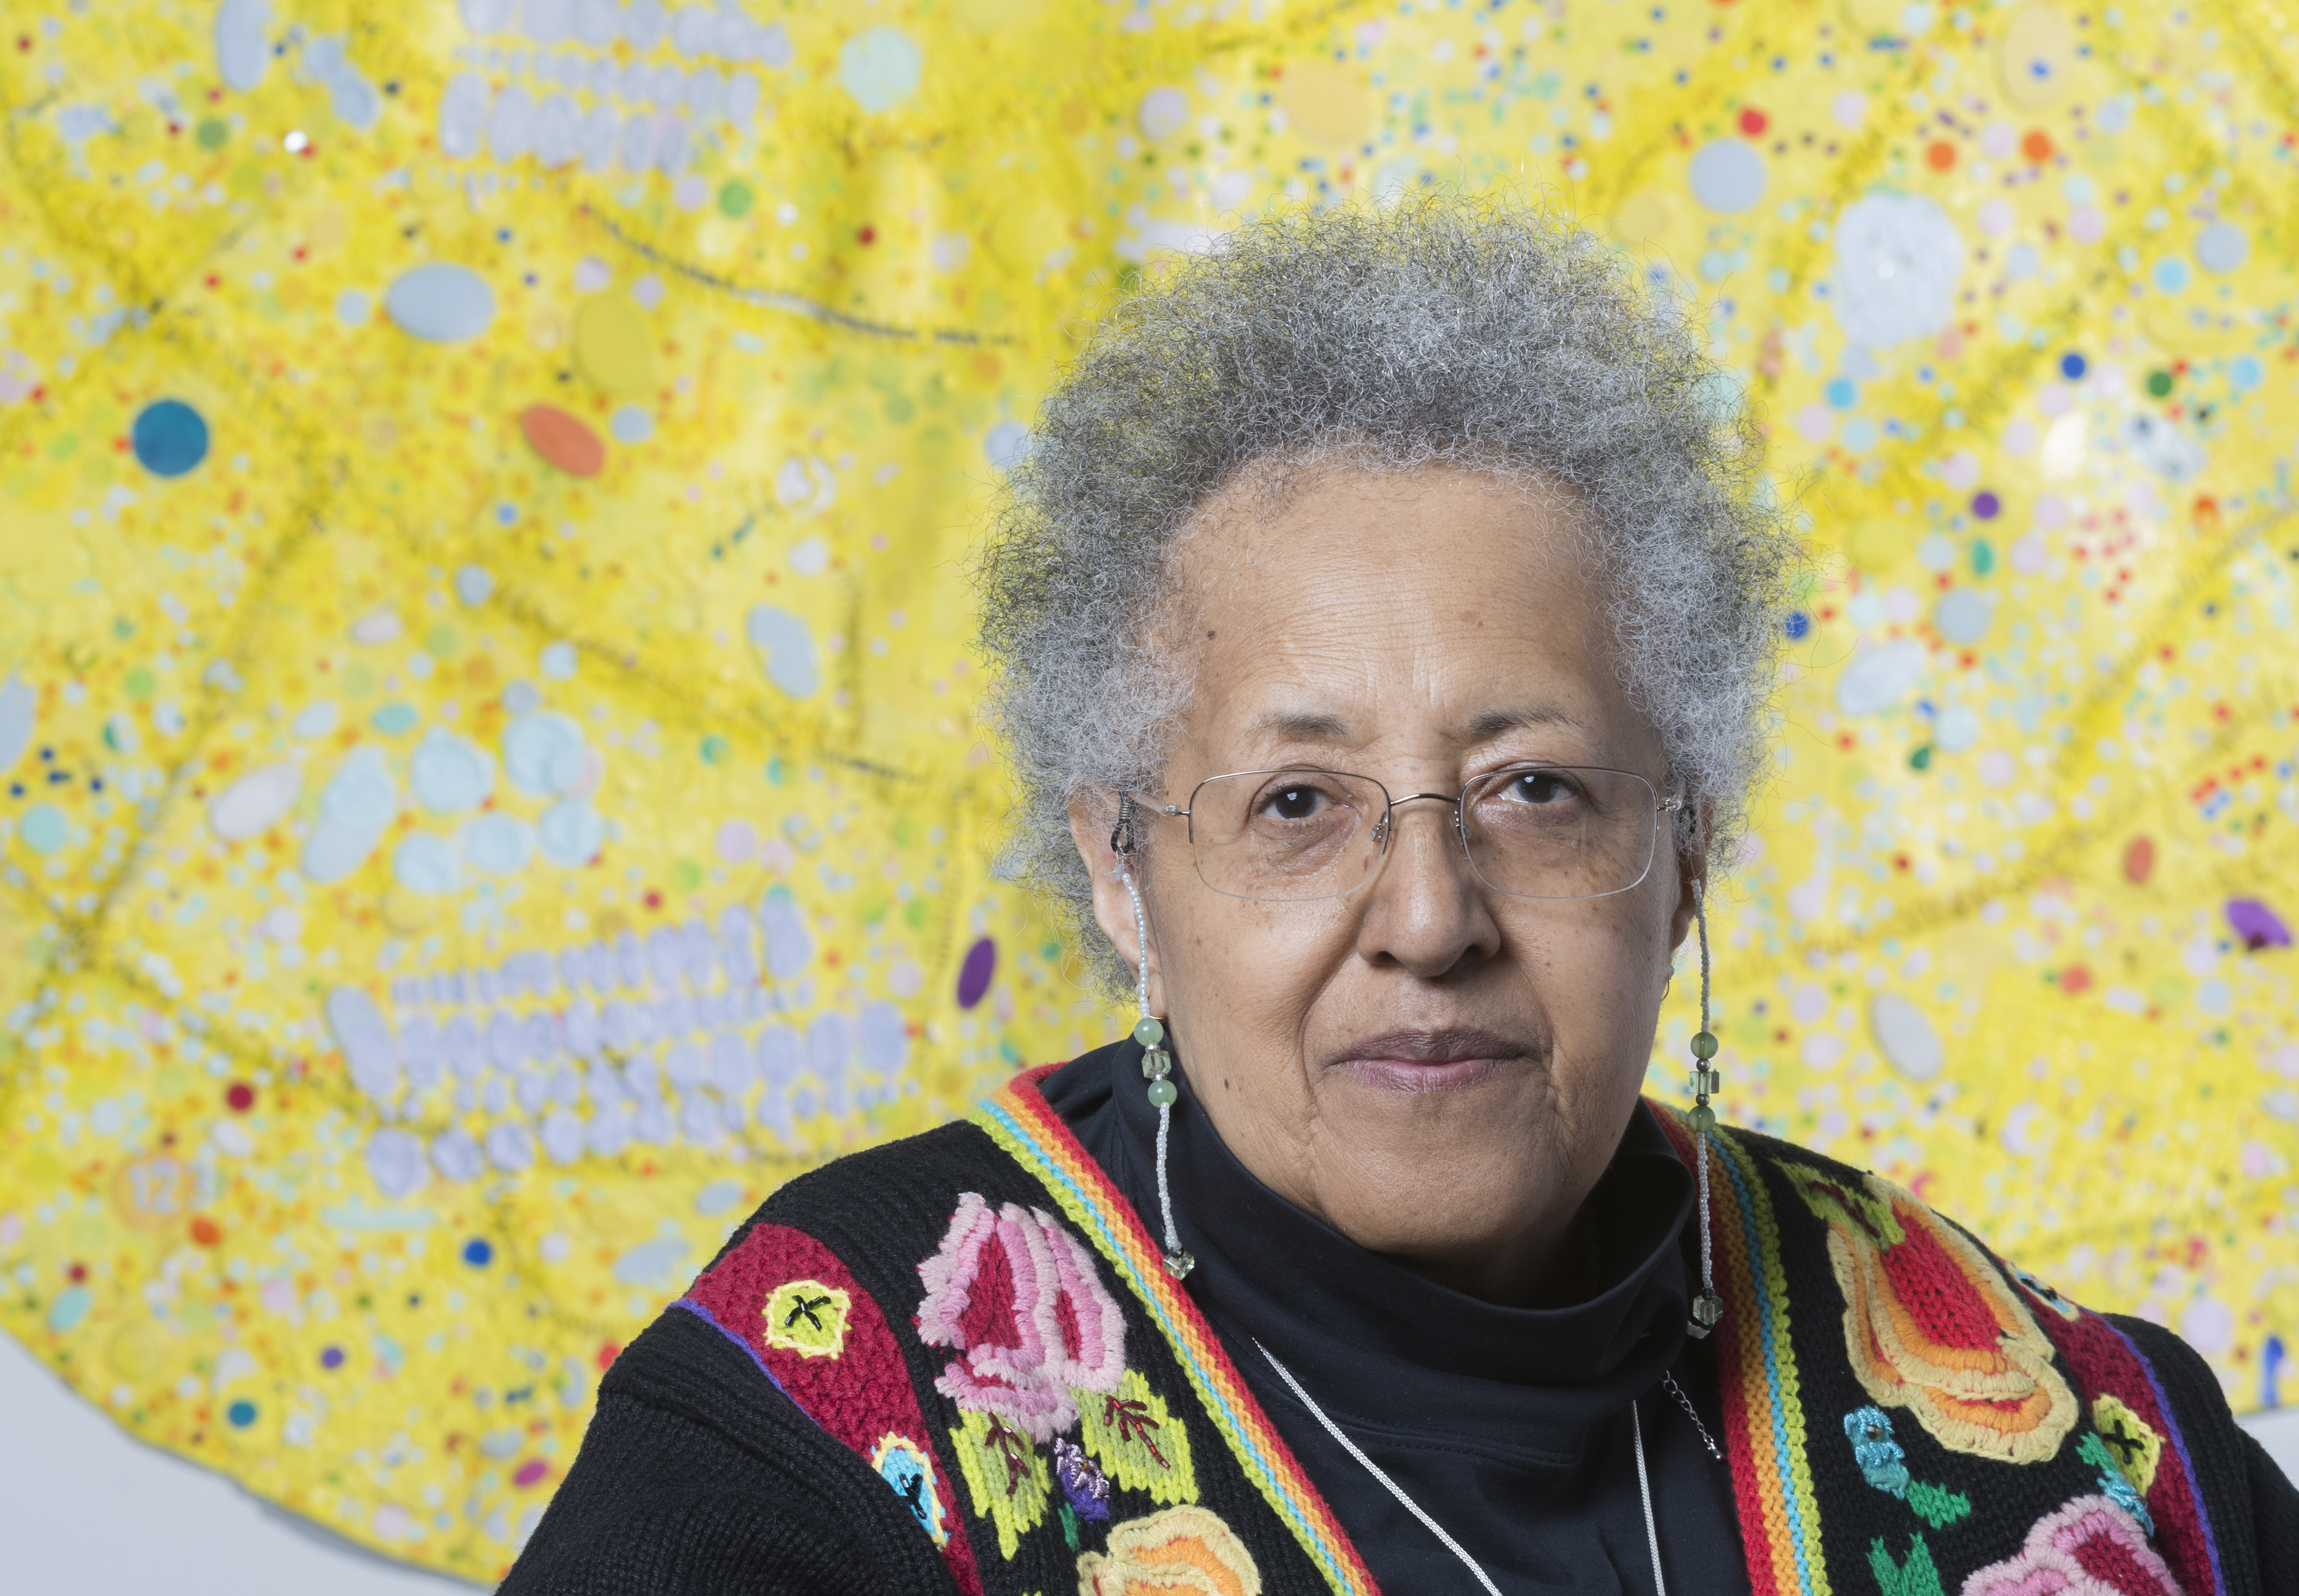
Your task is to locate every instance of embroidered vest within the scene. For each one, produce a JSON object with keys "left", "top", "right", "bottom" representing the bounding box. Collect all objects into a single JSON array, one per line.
[{"left": 668, "top": 1068, "right": 2234, "bottom": 1596}]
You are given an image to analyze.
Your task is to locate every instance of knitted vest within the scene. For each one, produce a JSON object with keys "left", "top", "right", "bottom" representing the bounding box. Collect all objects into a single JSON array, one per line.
[{"left": 668, "top": 1068, "right": 2255, "bottom": 1596}]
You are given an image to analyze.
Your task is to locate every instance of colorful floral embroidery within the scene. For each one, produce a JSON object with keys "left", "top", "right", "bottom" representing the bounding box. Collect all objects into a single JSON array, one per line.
[
  {"left": 1784, "top": 1163, "right": 2077, "bottom": 1465},
  {"left": 1959, "top": 1495, "right": 2181, "bottom": 1596},
  {"left": 1053, "top": 1437, "right": 1113, "bottom": 1524},
  {"left": 1847, "top": 1405, "right": 1913, "bottom": 1497},
  {"left": 1077, "top": 1368, "right": 1197, "bottom": 1506},
  {"left": 1869, "top": 1534, "right": 1944, "bottom": 1596},
  {"left": 873, "top": 1432, "right": 951, "bottom": 1548},
  {"left": 764, "top": 1278, "right": 852, "bottom": 1359},
  {"left": 2088, "top": 1396, "right": 2162, "bottom": 1498},
  {"left": 2015, "top": 1267, "right": 2085, "bottom": 1324},
  {"left": 2076, "top": 1433, "right": 2156, "bottom": 1537},
  {"left": 917, "top": 1191, "right": 1128, "bottom": 1444},
  {"left": 949, "top": 1405, "right": 1052, "bottom": 1559},
  {"left": 1076, "top": 1504, "right": 1263, "bottom": 1596}
]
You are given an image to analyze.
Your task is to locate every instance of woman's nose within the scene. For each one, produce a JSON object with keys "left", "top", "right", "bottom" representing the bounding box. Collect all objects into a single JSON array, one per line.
[{"left": 1357, "top": 798, "right": 1501, "bottom": 977}]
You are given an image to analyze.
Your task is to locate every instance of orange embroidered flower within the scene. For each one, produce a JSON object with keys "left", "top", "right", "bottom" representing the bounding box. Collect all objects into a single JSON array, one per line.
[
  {"left": 1076, "top": 1504, "right": 1262, "bottom": 1596},
  {"left": 1784, "top": 1163, "right": 2077, "bottom": 1465}
]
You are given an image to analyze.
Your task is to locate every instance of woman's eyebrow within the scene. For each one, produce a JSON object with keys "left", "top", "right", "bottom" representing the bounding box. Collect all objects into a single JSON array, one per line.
[
  {"left": 1466, "top": 706, "right": 1585, "bottom": 740},
  {"left": 1247, "top": 708, "right": 1354, "bottom": 742}
]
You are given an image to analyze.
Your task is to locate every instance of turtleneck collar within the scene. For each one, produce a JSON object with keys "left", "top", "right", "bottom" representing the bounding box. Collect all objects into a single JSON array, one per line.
[{"left": 1041, "top": 1038, "right": 1696, "bottom": 1467}]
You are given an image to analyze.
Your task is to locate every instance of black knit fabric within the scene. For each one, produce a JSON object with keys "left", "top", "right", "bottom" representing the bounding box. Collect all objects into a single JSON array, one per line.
[
  {"left": 503, "top": 1307, "right": 958, "bottom": 1595},
  {"left": 501, "top": 1070, "right": 2299, "bottom": 1596}
]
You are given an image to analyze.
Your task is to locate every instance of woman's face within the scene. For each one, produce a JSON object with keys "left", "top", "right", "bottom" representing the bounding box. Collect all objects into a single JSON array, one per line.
[{"left": 1071, "top": 467, "right": 1702, "bottom": 1304}]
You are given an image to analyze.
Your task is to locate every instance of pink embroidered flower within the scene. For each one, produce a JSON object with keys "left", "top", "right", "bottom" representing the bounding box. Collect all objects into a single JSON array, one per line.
[
  {"left": 915, "top": 1192, "right": 1127, "bottom": 1442},
  {"left": 1961, "top": 1494, "right": 2182, "bottom": 1596}
]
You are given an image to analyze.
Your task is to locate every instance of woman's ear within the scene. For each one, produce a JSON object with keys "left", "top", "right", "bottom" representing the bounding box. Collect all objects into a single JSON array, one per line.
[{"left": 1067, "top": 790, "right": 1166, "bottom": 1010}]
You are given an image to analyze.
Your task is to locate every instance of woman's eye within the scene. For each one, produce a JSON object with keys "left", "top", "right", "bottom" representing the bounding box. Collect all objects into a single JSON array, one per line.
[
  {"left": 1511, "top": 772, "right": 1571, "bottom": 804},
  {"left": 1267, "top": 786, "right": 1323, "bottom": 820}
]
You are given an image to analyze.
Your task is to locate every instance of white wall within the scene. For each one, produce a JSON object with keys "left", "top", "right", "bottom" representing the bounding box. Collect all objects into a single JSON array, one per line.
[{"left": 1, "top": 1328, "right": 2294, "bottom": 1593}]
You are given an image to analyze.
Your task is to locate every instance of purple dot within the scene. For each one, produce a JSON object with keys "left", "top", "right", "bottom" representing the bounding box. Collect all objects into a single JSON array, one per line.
[
  {"left": 1971, "top": 491, "right": 2001, "bottom": 520},
  {"left": 956, "top": 937, "right": 997, "bottom": 1009},
  {"left": 2226, "top": 898, "right": 2291, "bottom": 951},
  {"left": 319, "top": 1345, "right": 345, "bottom": 1370}
]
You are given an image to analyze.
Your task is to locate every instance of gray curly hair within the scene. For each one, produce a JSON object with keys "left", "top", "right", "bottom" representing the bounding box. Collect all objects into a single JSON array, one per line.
[{"left": 974, "top": 193, "right": 1803, "bottom": 996}]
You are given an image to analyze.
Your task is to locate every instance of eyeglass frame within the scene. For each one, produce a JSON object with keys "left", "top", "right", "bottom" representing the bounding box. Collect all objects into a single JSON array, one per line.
[{"left": 1110, "top": 764, "right": 1687, "bottom": 904}]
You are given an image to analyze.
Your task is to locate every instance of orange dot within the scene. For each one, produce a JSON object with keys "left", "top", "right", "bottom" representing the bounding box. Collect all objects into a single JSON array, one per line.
[
  {"left": 519, "top": 404, "right": 606, "bottom": 479},
  {"left": 2020, "top": 129, "right": 2053, "bottom": 163},
  {"left": 1926, "top": 140, "right": 1957, "bottom": 171},
  {"left": 190, "top": 1215, "right": 223, "bottom": 1246}
]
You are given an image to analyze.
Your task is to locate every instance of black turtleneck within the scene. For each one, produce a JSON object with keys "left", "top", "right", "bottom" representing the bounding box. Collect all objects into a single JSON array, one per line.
[{"left": 1042, "top": 1040, "right": 1752, "bottom": 1595}]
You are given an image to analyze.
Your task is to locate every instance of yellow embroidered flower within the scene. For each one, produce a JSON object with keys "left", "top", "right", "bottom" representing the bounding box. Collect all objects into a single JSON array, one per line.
[
  {"left": 1784, "top": 1163, "right": 2077, "bottom": 1465},
  {"left": 763, "top": 1278, "right": 852, "bottom": 1358},
  {"left": 1076, "top": 1505, "right": 1261, "bottom": 1596},
  {"left": 2091, "top": 1393, "right": 2163, "bottom": 1495},
  {"left": 1076, "top": 1370, "right": 1195, "bottom": 1505}
]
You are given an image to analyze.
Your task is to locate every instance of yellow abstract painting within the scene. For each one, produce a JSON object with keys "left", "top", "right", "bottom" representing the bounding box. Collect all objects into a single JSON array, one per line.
[{"left": 1, "top": 0, "right": 2294, "bottom": 1581}]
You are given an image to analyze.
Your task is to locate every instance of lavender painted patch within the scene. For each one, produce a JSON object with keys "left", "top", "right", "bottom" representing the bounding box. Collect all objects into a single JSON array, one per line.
[
  {"left": 956, "top": 936, "right": 997, "bottom": 1009},
  {"left": 2226, "top": 899, "right": 2291, "bottom": 951}
]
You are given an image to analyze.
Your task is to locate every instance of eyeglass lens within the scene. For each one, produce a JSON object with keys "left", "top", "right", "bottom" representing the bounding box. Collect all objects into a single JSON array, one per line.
[{"left": 1185, "top": 767, "right": 1660, "bottom": 903}]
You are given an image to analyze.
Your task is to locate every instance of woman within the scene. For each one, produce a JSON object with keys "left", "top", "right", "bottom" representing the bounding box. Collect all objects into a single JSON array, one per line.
[{"left": 505, "top": 199, "right": 2295, "bottom": 1595}]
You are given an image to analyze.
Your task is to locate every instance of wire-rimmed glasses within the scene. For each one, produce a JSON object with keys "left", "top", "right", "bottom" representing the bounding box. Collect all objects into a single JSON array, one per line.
[{"left": 1121, "top": 766, "right": 1682, "bottom": 904}]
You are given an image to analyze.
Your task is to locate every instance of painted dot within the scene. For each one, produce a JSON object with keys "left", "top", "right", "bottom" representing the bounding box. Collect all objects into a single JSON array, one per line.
[
  {"left": 1824, "top": 377, "right": 1857, "bottom": 410},
  {"left": 195, "top": 116, "right": 230, "bottom": 149},
  {"left": 610, "top": 405, "right": 654, "bottom": 445},
  {"left": 956, "top": 936, "right": 997, "bottom": 1009},
  {"left": 2019, "top": 128, "right": 2053, "bottom": 163},
  {"left": 2123, "top": 836, "right": 2155, "bottom": 885},
  {"left": 2146, "top": 370, "right": 2174, "bottom": 398},
  {"left": 2059, "top": 351, "right": 2087, "bottom": 380},
  {"left": 2151, "top": 256, "right": 2190, "bottom": 294},
  {"left": 1783, "top": 611, "right": 1811, "bottom": 641},
  {"left": 1737, "top": 107, "right": 1768, "bottom": 136},
  {"left": 226, "top": 1081, "right": 256, "bottom": 1112},
  {"left": 2230, "top": 354, "right": 2263, "bottom": 393},
  {"left": 1688, "top": 137, "right": 1766, "bottom": 212},
  {"left": 520, "top": 404, "right": 606, "bottom": 477},
  {"left": 19, "top": 803, "right": 68, "bottom": 855},
  {"left": 2195, "top": 220, "right": 2249, "bottom": 275},
  {"left": 838, "top": 26, "right": 921, "bottom": 114},
  {"left": 226, "top": 1399, "right": 258, "bottom": 1428},
  {"left": 1925, "top": 139, "right": 1956, "bottom": 171},
  {"left": 131, "top": 399, "right": 210, "bottom": 477},
  {"left": 700, "top": 734, "right": 730, "bottom": 764},
  {"left": 1970, "top": 491, "right": 2001, "bottom": 519},
  {"left": 717, "top": 179, "right": 755, "bottom": 218},
  {"left": 319, "top": 1345, "right": 345, "bottom": 1370},
  {"left": 462, "top": 1238, "right": 494, "bottom": 1267},
  {"left": 191, "top": 1215, "right": 222, "bottom": 1246},
  {"left": 335, "top": 289, "right": 371, "bottom": 326},
  {"left": 512, "top": 1458, "right": 552, "bottom": 1488},
  {"left": 370, "top": 702, "right": 420, "bottom": 735}
]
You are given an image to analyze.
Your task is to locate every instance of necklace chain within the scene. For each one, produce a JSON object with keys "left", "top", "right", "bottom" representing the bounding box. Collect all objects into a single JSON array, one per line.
[{"left": 1255, "top": 1341, "right": 1714, "bottom": 1596}]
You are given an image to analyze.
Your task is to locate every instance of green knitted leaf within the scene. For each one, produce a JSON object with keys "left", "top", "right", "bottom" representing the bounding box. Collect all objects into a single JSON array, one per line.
[
  {"left": 1867, "top": 1533, "right": 1946, "bottom": 1596},
  {"left": 1906, "top": 1479, "right": 1972, "bottom": 1530}
]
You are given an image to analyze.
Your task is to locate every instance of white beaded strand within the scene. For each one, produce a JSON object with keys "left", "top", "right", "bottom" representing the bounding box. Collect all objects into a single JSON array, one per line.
[{"left": 1113, "top": 803, "right": 1194, "bottom": 1279}]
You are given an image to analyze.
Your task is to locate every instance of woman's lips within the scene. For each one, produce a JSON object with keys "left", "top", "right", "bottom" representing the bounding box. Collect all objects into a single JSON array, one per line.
[{"left": 1324, "top": 1031, "right": 1529, "bottom": 1095}]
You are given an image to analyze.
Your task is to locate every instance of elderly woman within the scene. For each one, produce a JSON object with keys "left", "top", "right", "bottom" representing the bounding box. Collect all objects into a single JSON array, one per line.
[{"left": 507, "top": 200, "right": 2294, "bottom": 1596}]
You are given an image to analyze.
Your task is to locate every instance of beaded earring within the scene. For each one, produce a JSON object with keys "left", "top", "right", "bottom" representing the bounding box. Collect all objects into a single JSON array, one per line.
[
  {"left": 1110, "top": 795, "right": 1195, "bottom": 1281},
  {"left": 1686, "top": 878, "right": 1724, "bottom": 1337}
]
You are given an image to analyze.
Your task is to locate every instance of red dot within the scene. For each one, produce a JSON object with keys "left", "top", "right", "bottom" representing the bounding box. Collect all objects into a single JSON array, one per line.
[
  {"left": 226, "top": 1081, "right": 256, "bottom": 1113},
  {"left": 68, "top": 1262, "right": 87, "bottom": 1282},
  {"left": 856, "top": 225, "right": 876, "bottom": 246},
  {"left": 596, "top": 1342, "right": 622, "bottom": 1370},
  {"left": 1737, "top": 108, "right": 1768, "bottom": 136},
  {"left": 642, "top": 888, "right": 662, "bottom": 911}
]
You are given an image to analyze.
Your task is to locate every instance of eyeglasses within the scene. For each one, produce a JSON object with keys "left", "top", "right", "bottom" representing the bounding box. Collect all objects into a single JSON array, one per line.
[{"left": 1119, "top": 766, "right": 1681, "bottom": 904}]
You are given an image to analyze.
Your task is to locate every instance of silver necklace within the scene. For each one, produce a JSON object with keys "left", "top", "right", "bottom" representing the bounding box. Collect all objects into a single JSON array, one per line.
[{"left": 1255, "top": 1341, "right": 1707, "bottom": 1596}]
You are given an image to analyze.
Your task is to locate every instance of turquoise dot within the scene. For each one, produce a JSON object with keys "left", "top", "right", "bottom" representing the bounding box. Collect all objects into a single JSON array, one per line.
[
  {"left": 47, "top": 1284, "right": 91, "bottom": 1333},
  {"left": 370, "top": 702, "right": 420, "bottom": 734},
  {"left": 1824, "top": 378, "right": 1857, "bottom": 410},
  {"left": 226, "top": 1398, "right": 258, "bottom": 1428},
  {"left": 2230, "top": 354, "right": 2263, "bottom": 393},
  {"left": 131, "top": 399, "right": 210, "bottom": 477},
  {"left": 2151, "top": 256, "right": 2191, "bottom": 294},
  {"left": 19, "top": 803, "right": 68, "bottom": 855}
]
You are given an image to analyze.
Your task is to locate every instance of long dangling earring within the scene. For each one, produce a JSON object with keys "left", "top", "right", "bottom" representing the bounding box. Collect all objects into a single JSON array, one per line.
[
  {"left": 1686, "top": 879, "right": 1724, "bottom": 1337},
  {"left": 1111, "top": 795, "right": 1195, "bottom": 1281}
]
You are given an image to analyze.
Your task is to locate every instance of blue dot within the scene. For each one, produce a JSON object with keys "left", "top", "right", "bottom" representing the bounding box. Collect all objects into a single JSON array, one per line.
[
  {"left": 131, "top": 400, "right": 210, "bottom": 477},
  {"left": 1824, "top": 377, "right": 1857, "bottom": 409},
  {"left": 2059, "top": 351, "right": 2087, "bottom": 380},
  {"left": 2230, "top": 354, "right": 2264, "bottom": 393},
  {"left": 462, "top": 1238, "right": 493, "bottom": 1267},
  {"left": 2151, "top": 256, "right": 2191, "bottom": 294},
  {"left": 1784, "top": 611, "right": 1812, "bottom": 641},
  {"left": 319, "top": 1345, "right": 345, "bottom": 1370},
  {"left": 226, "top": 1399, "right": 258, "bottom": 1428}
]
